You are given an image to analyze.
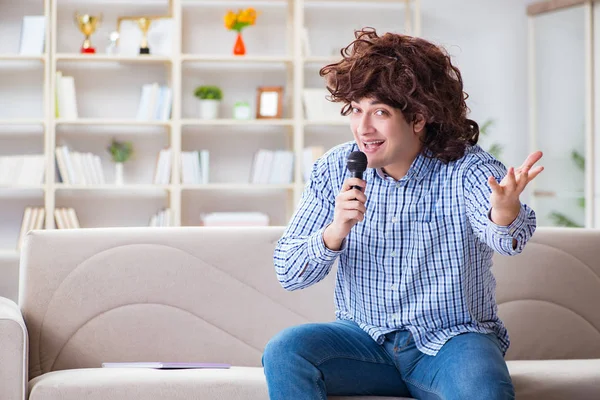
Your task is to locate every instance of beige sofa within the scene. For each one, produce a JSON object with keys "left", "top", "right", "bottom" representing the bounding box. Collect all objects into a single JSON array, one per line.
[{"left": 1, "top": 226, "right": 599, "bottom": 400}]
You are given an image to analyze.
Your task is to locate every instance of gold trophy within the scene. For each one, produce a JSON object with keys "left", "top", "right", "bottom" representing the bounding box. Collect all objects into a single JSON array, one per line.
[
  {"left": 137, "top": 17, "right": 152, "bottom": 54},
  {"left": 74, "top": 13, "right": 102, "bottom": 54}
]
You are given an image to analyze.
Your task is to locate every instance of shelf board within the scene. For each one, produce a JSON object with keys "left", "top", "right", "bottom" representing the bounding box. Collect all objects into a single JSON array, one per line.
[
  {"left": 55, "top": 119, "right": 171, "bottom": 127},
  {"left": 0, "top": 54, "right": 45, "bottom": 62},
  {"left": 533, "top": 190, "right": 585, "bottom": 199},
  {"left": 0, "top": 250, "right": 19, "bottom": 261},
  {"left": 182, "top": 0, "right": 288, "bottom": 7},
  {"left": 55, "top": 54, "right": 172, "bottom": 64},
  {"left": 182, "top": 119, "right": 294, "bottom": 126},
  {"left": 182, "top": 55, "right": 293, "bottom": 64},
  {"left": 304, "top": 56, "right": 340, "bottom": 64},
  {"left": 0, "top": 119, "right": 45, "bottom": 126},
  {"left": 305, "top": 0, "right": 411, "bottom": 7},
  {"left": 182, "top": 183, "right": 294, "bottom": 190},
  {"left": 304, "top": 120, "right": 349, "bottom": 126},
  {"left": 55, "top": 184, "right": 171, "bottom": 197},
  {"left": 0, "top": 186, "right": 45, "bottom": 198}
]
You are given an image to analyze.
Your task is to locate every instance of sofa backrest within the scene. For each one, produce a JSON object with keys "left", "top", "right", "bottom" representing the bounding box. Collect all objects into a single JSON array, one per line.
[
  {"left": 19, "top": 226, "right": 600, "bottom": 379},
  {"left": 492, "top": 227, "right": 600, "bottom": 360},
  {"left": 20, "top": 227, "right": 336, "bottom": 379}
]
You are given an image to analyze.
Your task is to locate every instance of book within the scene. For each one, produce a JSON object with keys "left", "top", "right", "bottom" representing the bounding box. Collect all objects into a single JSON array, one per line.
[
  {"left": 101, "top": 362, "right": 230, "bottom": 369},
  {"left": 19, "top": 16, "right": 46, "bottom": 55}
]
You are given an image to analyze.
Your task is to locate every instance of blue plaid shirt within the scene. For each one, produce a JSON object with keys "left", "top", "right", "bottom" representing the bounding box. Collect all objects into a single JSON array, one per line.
[{"left": 274, "top": 141, "right": 536, "bottom": 356}]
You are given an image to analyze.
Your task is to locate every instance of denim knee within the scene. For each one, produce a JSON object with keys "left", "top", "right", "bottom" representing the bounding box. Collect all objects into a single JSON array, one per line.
[{"left": 263, "top": 324, "right": 311, "bottom": 369}]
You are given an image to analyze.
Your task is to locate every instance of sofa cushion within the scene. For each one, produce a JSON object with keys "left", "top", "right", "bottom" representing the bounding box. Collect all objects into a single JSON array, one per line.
[
  {"left": 28, "top": 360, "right": 600, "bottom": 400},
  {"left": 508, "top": 359, "right": 600, "bottom": 400},
  {"left": 28, "top": 366, "right": 413, "bottom": 400}
]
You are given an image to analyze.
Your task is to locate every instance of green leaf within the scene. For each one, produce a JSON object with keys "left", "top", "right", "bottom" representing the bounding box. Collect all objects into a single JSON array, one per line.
[
  {"left": 488, "top": 143, "right": 503, "bottom": 159},
  {"left": 479, "top": 119, "right": 494, "bottom": 137},
  {"left": 107, "top": 139, "right": 133, "bottom": 163},
  {"left": 194, "top": 85, "right": 223, "bottom": 100},
  {"left": 548, "top": 211, "right": 582, "bottom": 228},
  {"left": 571, "top": 150, "right": 585, "bottom": 172}
]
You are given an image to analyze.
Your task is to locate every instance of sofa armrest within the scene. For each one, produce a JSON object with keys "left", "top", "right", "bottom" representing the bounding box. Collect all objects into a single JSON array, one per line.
[{"left": 0, "top": 297, "right": 28, "bottom": 400}]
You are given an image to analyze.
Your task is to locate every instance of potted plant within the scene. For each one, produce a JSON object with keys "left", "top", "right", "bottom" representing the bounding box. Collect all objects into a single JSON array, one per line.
[
  {"left": 107, "top": 139, "right": 133, "bottom": 185},
  {"left": 194, "top": 85, "right": 223, "bottom": 120}
]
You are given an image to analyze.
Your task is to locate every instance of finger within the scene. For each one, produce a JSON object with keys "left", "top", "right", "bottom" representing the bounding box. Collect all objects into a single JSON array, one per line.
[
  {"left": 342, "top": 209, "right": 364, "bottom": 223},
  {"left": 527, "top": 165, "right": 544, "bottom": 180},
  {"left": 517, "top": 166, "right": 530, "bottom": 192},
  {"left": 339, "top": 189, "right": 367, "bottom": 204},
  {"left": 519, "top": 151, "right": 543, "bottom": 170},
  {"left": 341, "top": 202, "right": 366, "bottom": 215},
  {"left": 488, "top": 176, "right": 503, "bottom": 194},
  {"left": 505, "top": 167, "right": 517, "bottom": 190},
  {"left": 342, "top": 178, "right": 367, "bottom": 192}
]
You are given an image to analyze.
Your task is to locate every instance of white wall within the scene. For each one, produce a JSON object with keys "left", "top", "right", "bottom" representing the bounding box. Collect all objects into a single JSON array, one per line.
[{"left": 420, "top": 0, "right": 535, "bottom": 172}]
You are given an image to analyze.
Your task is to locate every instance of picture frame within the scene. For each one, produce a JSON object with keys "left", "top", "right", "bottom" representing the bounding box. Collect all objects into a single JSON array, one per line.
[
  {"left": 256, "top": 86, "right": 284, "bottom": 119},
  {"left": 116, "top": 15, "right": 174, "bottom": 56}
]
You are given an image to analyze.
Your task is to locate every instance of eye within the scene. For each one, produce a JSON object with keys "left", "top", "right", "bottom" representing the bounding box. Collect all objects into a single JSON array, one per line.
[
  {"left": 374, "top": 109, "right": 388, "bottom": 116},
  {"left": 351, "top": 107, "right": 361, "bottom": 114}
]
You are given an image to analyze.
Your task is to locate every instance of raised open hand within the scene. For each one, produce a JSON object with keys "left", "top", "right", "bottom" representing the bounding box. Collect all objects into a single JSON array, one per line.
[{"left": 488, "top": 151, "right": 544, "bottom": 226}]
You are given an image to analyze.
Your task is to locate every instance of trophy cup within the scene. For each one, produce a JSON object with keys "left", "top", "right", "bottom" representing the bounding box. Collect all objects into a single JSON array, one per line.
[
  {"left": 74, "top": 13, "right": 102, "bottom": 54},
  {"left": 137, "top": 17, "right": 152, "bottom": 54}
]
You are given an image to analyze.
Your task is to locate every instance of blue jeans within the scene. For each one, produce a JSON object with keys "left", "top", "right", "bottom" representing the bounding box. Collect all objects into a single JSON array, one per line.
[{"left": 262, "top": 320, "right": 514, "bottom": 400}]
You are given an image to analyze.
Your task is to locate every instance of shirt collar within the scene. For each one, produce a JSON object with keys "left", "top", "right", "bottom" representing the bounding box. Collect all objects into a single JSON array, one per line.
[{"left": 375, "top": 149, "right": 437, "bottom": 183}]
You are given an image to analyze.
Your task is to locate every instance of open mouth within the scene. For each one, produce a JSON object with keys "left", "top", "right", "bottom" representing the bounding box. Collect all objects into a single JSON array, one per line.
[{"left": 363, "top": 140, "right": 385, "bottom": 152}]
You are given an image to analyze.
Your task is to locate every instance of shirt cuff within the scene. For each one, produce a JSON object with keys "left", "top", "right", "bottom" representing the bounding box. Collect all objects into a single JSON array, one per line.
[
  {"left": 487, "top": 205, "right": 529, "bottom": 252},
  {"left": 307, "top": 225, "right": 347, "bottom": 263}
]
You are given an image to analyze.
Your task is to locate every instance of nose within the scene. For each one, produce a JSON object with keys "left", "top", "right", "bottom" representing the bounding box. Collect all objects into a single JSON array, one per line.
[{"left": 357, "top": 114, "right": 374, "bottom": 136}]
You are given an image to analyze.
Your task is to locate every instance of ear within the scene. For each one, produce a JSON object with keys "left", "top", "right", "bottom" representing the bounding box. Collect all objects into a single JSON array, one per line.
[{"left": 413, "top": 113, "right": 426, "bottom": 134}]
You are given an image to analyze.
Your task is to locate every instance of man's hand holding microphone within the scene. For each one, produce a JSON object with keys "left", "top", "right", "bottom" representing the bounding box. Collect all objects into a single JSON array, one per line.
[{"left": 323, "top": 151, "right": 368, "bottom": 251}]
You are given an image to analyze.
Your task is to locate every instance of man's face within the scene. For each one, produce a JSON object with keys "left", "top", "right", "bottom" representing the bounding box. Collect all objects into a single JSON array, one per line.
[{"left": 349, "top": 97, "right": 423, "bottom": 172}]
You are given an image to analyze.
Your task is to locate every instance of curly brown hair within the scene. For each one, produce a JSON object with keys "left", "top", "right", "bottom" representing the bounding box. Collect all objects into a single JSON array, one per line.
[{"left": 320, "top": 28, "right": 479, "bottom": 163}]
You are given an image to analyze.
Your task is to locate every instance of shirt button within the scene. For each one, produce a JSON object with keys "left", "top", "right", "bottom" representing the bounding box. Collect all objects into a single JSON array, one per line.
[
  {"left": 391, "top": 217, "right": 398, "bottom": 223},
  {"left": 391, "top": 250, "right": 397, "bottom": 256},
  {"left": 390, "top": 284, "right": 398, "bottom": 290},
  {"left": 395, "top": 182, "right": 401, "bottom": 188}
]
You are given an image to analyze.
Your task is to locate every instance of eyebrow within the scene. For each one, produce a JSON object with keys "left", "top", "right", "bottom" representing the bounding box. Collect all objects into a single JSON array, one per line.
[{"left": 351, "top": 100, "right": 388, "bottom": 107}]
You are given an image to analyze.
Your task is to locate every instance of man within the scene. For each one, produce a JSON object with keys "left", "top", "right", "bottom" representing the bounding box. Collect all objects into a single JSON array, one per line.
[{"left": 262, "top": 28, "right": 543, "bottom": 400}]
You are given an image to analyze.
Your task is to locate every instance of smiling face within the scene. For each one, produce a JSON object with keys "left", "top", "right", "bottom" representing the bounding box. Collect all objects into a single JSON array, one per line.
[{"left": 350, "top": 97, "right": 426, "bottom": 180}]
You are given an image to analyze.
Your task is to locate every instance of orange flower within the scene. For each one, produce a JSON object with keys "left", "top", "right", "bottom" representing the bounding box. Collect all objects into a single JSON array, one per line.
[
  {"left": 223, "top": 10, "right": 236, "bottom": 30},
  {"left": 223, "top": 7, "right": 259, "bottom": 32}
]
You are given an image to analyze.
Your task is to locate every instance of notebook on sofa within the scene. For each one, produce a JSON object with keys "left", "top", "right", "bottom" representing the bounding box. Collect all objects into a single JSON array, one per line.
[{"left": 101, "top": 362, "right": 231, "bottom": 369}]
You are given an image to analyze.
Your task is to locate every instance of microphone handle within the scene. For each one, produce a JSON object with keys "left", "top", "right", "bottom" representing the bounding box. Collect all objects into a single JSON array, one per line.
[{"left": 349, "top": 171, "right": 363, "bottom": 191}]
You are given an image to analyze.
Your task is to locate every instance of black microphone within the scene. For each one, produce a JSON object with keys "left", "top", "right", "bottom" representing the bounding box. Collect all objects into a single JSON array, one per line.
[{"left": 346, "top": 151, "right": 368, "bottom": 191}]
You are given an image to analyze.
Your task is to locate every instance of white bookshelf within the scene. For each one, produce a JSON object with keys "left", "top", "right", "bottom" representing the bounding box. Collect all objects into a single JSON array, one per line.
[{"left": 0, "top": 0, "right": 420, "bottom": 268}]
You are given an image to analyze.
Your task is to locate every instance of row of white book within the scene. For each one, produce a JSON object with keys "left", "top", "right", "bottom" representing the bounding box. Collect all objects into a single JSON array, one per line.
[
  {"left": 55, "top": 146, "right": 106, "bottom": 185},
  {"left": 250, "top": 150, "right": 294, "bottom": 184},
  {"left": 54, "top": 207, "right": 81, "bottom": 230},
  {"left": 17, "top": 207, "right": 45, "bottom": 250},
  {"left": 137, "top": 83, "right": 173, "bottom": 121},
  {"left": 154, "top": 148, "right": 172, "bottom": 185},
  {"left": 56, "top": 71, "right": 79, "bottom": 120},
  {"left": 150, "top": 208, "right": 172, "bottom": 227},
  {"left": 181, "top": 150, "right": 209, "bottom": 184},
  {"left": 249, "top": 146, "right": 325, "bottom": 185},
  {"left": 302, "top": 146, "right": 325, "bottom": 182},
  {"left": 0, "top": 155, "right": 45, "bottom": 186}
]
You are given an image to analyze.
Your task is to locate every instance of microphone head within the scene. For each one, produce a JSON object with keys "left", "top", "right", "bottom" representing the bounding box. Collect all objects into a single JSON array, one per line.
[{"left": 346, "top": 151, "right": 368, "bottom": 174}]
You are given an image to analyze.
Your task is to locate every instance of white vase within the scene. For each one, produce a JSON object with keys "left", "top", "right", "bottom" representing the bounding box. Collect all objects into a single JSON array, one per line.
[
  {"left": 114, "top": 162, "right": 124, "bottom": 185},
  {"left": 198, "top": 100, "right": 220, "bottom": 120}
]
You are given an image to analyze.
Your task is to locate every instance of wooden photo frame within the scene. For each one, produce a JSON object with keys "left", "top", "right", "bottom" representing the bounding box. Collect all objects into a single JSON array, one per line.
[{"left": 256, "top": 86, "right": 283, "bottom": 119}]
